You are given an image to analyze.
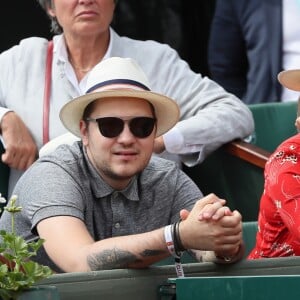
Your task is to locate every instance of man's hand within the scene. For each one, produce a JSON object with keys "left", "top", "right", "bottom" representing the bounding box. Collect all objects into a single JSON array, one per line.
[
  {"left": 1, "top": 111, "right": 37, "bottom": 170},
  {"left": 179, "top": 194, "right": 243, "bottom": 257}
]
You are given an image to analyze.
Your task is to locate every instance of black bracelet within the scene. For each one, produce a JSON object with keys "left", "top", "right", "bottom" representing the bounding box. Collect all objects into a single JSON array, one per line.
[
  {"left": 173, "top": 220, "right": 185, "bottom": 255},
  {"left": 176, "top": 220, "right": 185, "bottom": 252},
  {"left": 172, "top": 222, "right": 179, "bottom": 256}
]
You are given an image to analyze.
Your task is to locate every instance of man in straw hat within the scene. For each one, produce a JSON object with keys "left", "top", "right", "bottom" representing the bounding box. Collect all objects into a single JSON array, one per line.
[
  {"left": 0, "top": 57, "right": 244, "bottom": 273},
  {"left": 248, "top": 69, "right": 300, "bottom": 259}
]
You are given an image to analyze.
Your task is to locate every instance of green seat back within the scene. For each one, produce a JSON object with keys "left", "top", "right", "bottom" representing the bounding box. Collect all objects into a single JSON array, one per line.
[
  {"left": 242, "top": 221, "right": 258, "bottom": 257},
  {"left": 183, "top": 102, "right": 298, "bottom": 221},
  {"left": 171, "top": 275, "right": 300, "bottom": 300},
  {"left": 249, "top": 101, "right": 298, "bottom": 151},
  {"left": 183, "top": 148, "right": 263, "bottom": 221},
  {"left": 40, "top": 256, "right": 300, "bottom": 300}
]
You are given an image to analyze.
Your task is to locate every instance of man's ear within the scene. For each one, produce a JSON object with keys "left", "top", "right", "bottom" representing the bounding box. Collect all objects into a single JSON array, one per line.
[{"left": 80, "top": 120, "right": 89, "bottom": 146}]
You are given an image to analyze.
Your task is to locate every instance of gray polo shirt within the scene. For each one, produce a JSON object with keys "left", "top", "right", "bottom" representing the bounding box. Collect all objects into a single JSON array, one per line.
[{"left": 0, "top": 142, "right": 203, "bottom": 272}]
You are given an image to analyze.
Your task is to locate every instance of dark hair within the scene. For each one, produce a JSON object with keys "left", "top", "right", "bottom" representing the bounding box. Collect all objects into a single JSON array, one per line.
[{"left": 36, "top": 0, "right": 118, "bottom": 35}]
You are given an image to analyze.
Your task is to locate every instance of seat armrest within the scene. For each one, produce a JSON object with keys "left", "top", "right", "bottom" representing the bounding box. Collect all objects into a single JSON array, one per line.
[{"left": 223, "top": 140, "right": 270, "bottom": 169}]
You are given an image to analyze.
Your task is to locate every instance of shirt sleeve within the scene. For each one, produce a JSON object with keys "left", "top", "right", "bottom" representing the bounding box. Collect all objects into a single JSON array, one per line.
[
  {"left": 13, "top": 160, "right": 86, "bottom": 231},
  {"left": 267, "top": 152, "right": 300, "bottom": 241},
  {"left": 163, "top": 126, "right": 204, "bottom": 154},
  {"left": 148, "top": 41, "right": 254, "bottom": 166}
]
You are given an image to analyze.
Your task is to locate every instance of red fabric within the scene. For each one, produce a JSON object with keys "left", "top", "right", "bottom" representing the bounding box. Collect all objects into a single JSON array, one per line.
[
  {"left": 249, "top": 133, "right": 300, "bottom": 259},
  {"left": 43, "top": 40, "right": 53, "bottom": 145}
]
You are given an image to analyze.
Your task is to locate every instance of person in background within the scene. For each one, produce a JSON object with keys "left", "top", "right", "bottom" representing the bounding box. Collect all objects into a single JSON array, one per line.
[
  {"left": 0, "top": 0, "right": 253, "bottom": 198},
  {"left": 0, "top": 57, "right": 244, "bottom": 273},
  {"left": 208, "top": 0, "right": 300, "bottom": 104},
  {"left": 112, "top": 0, "right": 216, "bottom": 75},
  {"left": 249, "top": 69, "right": 300, "bottom": 259}
]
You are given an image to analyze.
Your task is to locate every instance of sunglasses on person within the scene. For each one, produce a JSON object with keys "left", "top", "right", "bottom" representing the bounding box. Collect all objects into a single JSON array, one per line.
[{"left": 85, "top": 116, "right": 157, "bottom": 138}]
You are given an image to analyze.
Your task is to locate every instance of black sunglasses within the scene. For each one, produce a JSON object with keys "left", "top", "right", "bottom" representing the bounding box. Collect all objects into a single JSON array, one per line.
[{"left": 85, "top": 116, "right": 156, "bottom": 138}]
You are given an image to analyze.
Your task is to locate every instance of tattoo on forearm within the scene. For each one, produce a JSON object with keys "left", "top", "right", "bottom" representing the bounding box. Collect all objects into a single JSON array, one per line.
[
  {"left": 87, "top": 247, "right": 139, "bottom": 270},
  {"left": 87, "top": 248, "right": 165, "bottom": 271}
]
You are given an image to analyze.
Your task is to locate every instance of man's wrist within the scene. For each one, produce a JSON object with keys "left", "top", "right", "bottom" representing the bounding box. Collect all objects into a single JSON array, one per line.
[
  {"left": 214, "top": 243, "right": 245, "bottom": 264},
  {"left": 164, "top": 221, "right": 185, "bottom": 258}
]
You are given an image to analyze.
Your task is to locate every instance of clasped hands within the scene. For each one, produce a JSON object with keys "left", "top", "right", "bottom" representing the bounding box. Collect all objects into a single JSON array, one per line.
[{"left": 178, "top": 193, "right": 243, "bottom": 260}]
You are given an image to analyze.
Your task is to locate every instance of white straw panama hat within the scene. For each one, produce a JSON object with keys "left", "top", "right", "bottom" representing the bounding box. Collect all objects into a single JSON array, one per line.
[
  {"left": 59, "top": 57, "right": 180, "bottom": 138},
  {"left": 278, "top": 69, "right": 300, "bottom": 91}
]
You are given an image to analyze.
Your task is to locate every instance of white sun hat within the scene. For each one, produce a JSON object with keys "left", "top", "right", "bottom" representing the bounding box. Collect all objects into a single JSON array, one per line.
[
  {"left": 59, "top": 57, "right": 180, "bottom": 138},
  {"left": 278, "top": 69, "right": 300, "bottom": 91}
]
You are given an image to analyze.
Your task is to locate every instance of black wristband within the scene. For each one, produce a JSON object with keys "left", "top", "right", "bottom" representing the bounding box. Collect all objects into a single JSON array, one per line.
[
  {"left": 173, "top": 220, "right": 185, "bottom": 255},
  {"left": 176, "top": 220, "right": 185, "bottom": 252}
]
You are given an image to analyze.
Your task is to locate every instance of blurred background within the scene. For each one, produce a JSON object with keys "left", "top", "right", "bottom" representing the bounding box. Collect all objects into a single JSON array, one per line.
[{"left": 0, "top": 1, "right": 216, "bottom": 76}]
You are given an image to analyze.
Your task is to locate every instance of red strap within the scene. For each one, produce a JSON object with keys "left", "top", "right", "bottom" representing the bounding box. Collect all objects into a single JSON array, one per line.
[{"left": 43, "top": 40, "right": 53, "bottom": 145}]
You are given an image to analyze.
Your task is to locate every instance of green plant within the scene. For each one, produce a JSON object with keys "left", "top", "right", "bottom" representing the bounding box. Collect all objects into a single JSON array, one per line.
[{"left": 0, "top": 195, "right": 53, "bottom": 300}]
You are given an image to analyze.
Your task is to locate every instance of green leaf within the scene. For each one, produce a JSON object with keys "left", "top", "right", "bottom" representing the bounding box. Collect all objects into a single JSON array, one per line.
[{"left": 0, "top": 194, "right": 54, "bottom": 294}]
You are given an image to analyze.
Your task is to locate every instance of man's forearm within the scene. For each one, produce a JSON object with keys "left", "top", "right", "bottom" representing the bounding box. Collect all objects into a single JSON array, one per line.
[{"left": 86, "top": 228, "right": 169, "bottom": 271}]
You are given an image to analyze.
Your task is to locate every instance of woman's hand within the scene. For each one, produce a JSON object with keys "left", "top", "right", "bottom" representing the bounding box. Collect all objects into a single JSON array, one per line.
[{"left": 1, "top": 111, "right": 37, "bottom": 170}]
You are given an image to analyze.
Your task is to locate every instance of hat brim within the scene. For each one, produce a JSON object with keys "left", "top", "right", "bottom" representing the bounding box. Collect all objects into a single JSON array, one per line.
[
  {"left": 278, "top": 69, "right": 300, "bottom": 91},
  {"left": 59, "top": 90, "right": 180, "bottom": 138}
]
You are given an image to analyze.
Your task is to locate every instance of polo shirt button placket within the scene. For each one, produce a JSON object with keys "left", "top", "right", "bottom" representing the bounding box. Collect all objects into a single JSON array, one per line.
[{"left": 111, "top": 192, "right": 121, "bottom": 234}]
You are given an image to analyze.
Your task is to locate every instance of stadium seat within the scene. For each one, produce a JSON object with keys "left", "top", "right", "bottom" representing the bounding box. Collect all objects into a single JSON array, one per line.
[{"left": 183, "top": 101, "right": 298, "bottom": 221}]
